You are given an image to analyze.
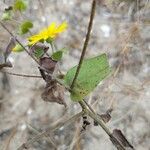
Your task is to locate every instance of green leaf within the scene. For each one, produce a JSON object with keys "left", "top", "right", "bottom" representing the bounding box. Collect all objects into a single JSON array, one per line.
[
  {"left": 51, "top": 51, "right": 63, "bottom": 61},
  {"left": 1, "top": 6, "right": 13, "bottom": 21},
  {"left": 34, "top": 48, "right": 44, "bottom": 59},
  {"left": 46, "top": 37, "right": 54, "bottom": 44},
  {"left": 19, "top": 21, "right": 33, "bottom": 35},
  {"left": 64, "top": 53, "right": 111, "bottom": 101},
  {"left": 2, "top": 11, "right": 11, "bottom": 21},
  {"left": 12, "top": 44, "right": 24, "bottom": 52},
  {"left": 14, "top": 0, "right": 27, "bottom": 12}
]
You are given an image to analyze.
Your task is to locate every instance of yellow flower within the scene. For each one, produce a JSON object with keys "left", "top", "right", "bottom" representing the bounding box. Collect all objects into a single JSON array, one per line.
[{"left": 28, "top": 22, "right": 68, "bottom": 45}]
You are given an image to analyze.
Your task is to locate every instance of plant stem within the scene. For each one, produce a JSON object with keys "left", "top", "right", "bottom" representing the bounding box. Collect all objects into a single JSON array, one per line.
[
  {"left": 88, "top": 109, "right": 126, "bottom": 150},
  {"left": 80, "top": 101, "right": 126, "bottom": 150},
  {"left": 0, "top": 21, "right": 39, "bottom": 64},
  {"left": 68, "top": 0, "right": 126, "bottom": 149},
  {"left": 79, "top": 100, "right": 111, "bottom": 136},
  {"left": 70, "top": 0, "right": 96, "bottom": 89},
  {"left": 83, "top": 99, "right": 95, "bottom": 113},
  {"left": 0, "top": 21, "right": 68, "bottom": 87},
  {"left": 0, "top": 70, "right": 42, "bottom": 78}
]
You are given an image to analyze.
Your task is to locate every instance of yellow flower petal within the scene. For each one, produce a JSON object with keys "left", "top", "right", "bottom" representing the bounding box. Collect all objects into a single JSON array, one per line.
[
  {"left": 48, "top": 22, "right": 56, "bottom": 32},
  {"left": 28, "top": 34, "right": 43, "bottom": 45},
  {"left": 56, "top": 22, "right": 68, "bottom": 33},
  {"left": 28, "top": 22, "right": 68, "bottom": 45}
]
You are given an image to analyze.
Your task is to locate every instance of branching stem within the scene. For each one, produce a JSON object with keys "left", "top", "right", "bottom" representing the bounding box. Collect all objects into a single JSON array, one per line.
[
  {"left": 69, "top": 0, "right": 126, "bottom": 149},
  {"left": 1, "top": 1, "right": 127, "bottom": 150},
  {"left": 0, "top": 21, "right": 39, "bottom": 64},
  {"left": 80, "top": 101, "right": 126, "bottom": 150}
]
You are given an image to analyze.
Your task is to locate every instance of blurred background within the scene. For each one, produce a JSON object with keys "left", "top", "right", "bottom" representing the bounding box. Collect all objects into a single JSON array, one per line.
[{"left": 0, "top": 0, "right": 150, "bottom": 150}]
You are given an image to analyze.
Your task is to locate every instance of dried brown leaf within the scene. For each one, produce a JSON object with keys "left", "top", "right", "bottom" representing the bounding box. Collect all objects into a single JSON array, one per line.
[
  {"left": 100, "top": 113, "right": 111, "bottom": 123},
  {"left": 4, "top": 37, "right": 15, "bottom": 61},
  {"left": 94, "top": 109, "right": 113, "bottom": 126},
  {"left": 0, "top": 52, "right": 12, "bottom": 70},
  {"left": 41, "top": 80, "right": 66, "bottom": 107},
  {"left": 111, "top": 129, "right": 134, "bottom": 149},
  {"left": 0, "top": 38, "right": 15, "bottom": 70},
  {"left": 0, "top": 61, "right": 12, "bottom": 70},
  {"left": 40, "top": 57, "right": 57, "bottom": 73}
]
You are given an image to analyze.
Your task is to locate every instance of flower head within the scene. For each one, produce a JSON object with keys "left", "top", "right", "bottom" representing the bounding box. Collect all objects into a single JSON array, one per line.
[{"left": 28, "top": 22, "right": 68, "bottom": 45}]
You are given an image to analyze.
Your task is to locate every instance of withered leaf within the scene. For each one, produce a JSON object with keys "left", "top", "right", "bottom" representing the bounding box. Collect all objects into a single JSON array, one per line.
[
  {"left": 100, "top": 113, "right": 111, "bottom": 123},
  {"left": 4, "top": 37, "right": 15, "bottom": 61},
  {"left": 41, "top": 80, "right": 66, "bottom": 107},
  {"left": 38, "top": 67, "right": 47, "bottom": 81},
  {"left": 0, "top": 61, "right": 12, "bottom": 70},
  {"left": 40, "top": 57, "right": 57, "bottom": 74},
  {"left": 0, "top": 37, "right": 15, "bottom": 70},
  {"left": 111, "top": 129, "right": 134, "bottom": 149},
  {"left": 0, "top": 52, "right": 12, "bottom": 70},
  {"left": 94, "top": 109, "right": 113, "bottom": 126}
]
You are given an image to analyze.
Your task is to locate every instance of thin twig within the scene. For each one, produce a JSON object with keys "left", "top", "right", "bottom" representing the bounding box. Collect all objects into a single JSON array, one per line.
[
  {"left": 0, "top": 21, "right": 70, "bottom": 89},
  {"left": 0, "top": 21, "right": 39, "bottom": 64},
  {"left": 68, "top": 0, "right": 126, "bottom": 149},
  {"left": 70, "top": 0, "right": 96, "bottom": 89},
  {"left": 68, "top": 121, "right": 82, "bottom": 150},
  {"left": 27, "top": 123, "right": 57, "bottom": 149},
  {"left": 79, "top": 100, "right": 112, "bottom": 136},
  {"left": 80, "top": 101, "right": 126, "bottom": 150},
  {"left": 88, "top": 109, "right": 126, "bottom": 150},
  {"left": 4, "top": 127, "right": 17, "bottom": 150},
  {"left": 69, "top": 0, "right": 111, "bottom": 136},
  {"left": 83, "top": 99, "right": 95, "bottom": 113},
  {"left": 0, "top": 70, "right": 42, "bottom": 78},
  {"left": 17, "top": 112, "right": 83, "bottom": 150}
]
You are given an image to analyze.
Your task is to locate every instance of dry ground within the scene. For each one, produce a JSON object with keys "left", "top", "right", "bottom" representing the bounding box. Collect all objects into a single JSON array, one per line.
[{"left": 0, "top": 0, "right": 150, "bottom": 150}]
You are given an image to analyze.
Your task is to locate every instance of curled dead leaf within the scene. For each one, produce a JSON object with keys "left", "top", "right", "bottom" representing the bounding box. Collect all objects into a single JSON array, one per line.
[
  {"left": 41, "top": 80, "right": 66, "bottom": 107},
  {"left": 0, "top": 38, "right": 15, "bottom": 70},
  {"left": 4, "top": 37, "right": 15, "bottom": 61},
  {"left": 110, "top": 129, "right": 134, "bottom": 150},
  {"left": 0, "top": 52, "right": 12, "bottom": 70},
  {"left": 38, "top": 56, "right": 57, "bottom": 82},
  {"left": 94, "top": 108, "right": 113, "bottom": 126},
  {"left": 0, "top": 61, "right": 12, "bottom": 70},
  {"left": 40, "top": 57, "right": 57, "bottom": 73}
]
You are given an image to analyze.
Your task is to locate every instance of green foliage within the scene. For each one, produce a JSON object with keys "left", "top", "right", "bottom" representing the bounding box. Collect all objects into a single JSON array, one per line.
[
  {"left": 33, "top": 48, "right": 45, "bottom": 59},
  {"left": 46, "top": 37, "right": 54, "bottom": 44},
  {"left": 2, "top": 11, "right": 11, "bottom": 21},
  {"left": 13, "top": 0, "right": 27, "bottom": 12},
  {"left": 51, "top": 50, "right": 63, "bottom": 61},
  {"left": 12, "top": 44, "right": 24, "bottom": 52},
  {"left": 64, "top": 54, "right": 111, "bottom": 101},
  {"left": 19, "top": 21, "right": 33, "bottom": 35},
  {"left": 1, "top": 7, "right": 13, "bottom": 21}
]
